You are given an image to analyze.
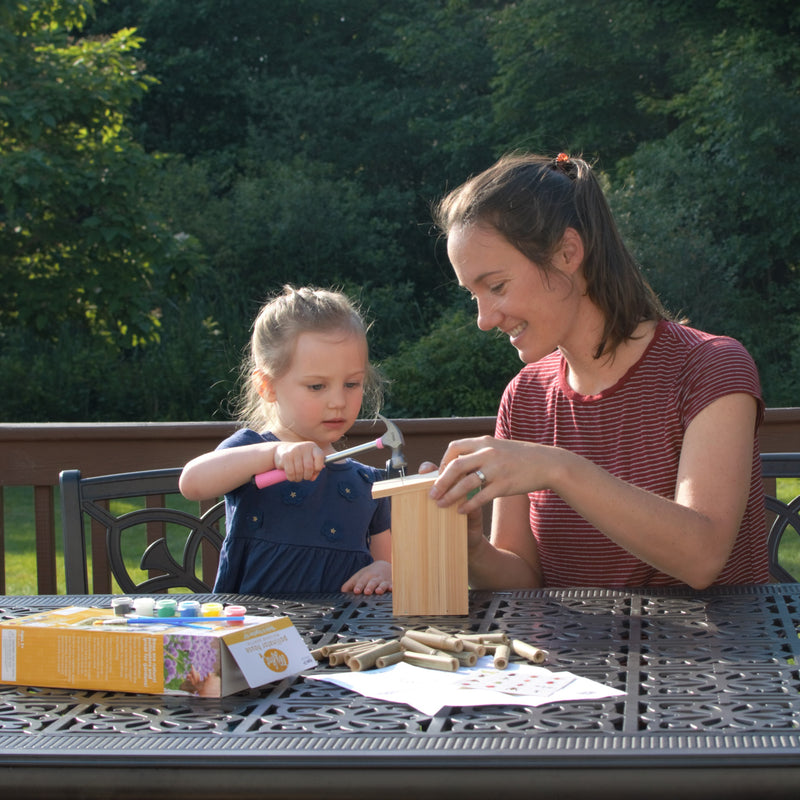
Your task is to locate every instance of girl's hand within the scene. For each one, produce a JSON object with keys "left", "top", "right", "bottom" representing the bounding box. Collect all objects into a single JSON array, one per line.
[
  {"left": 341, "top": 560, "right": 392, "bottom": 595},
  {"left": 274, "top": 441, "right": 326, "bottom": 482}
]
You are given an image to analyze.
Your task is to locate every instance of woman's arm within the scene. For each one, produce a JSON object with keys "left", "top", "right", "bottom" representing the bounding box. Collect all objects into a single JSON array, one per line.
[
  {"left": 467, "top": 494, "right": 543, "bottom": 589},
  {"left": 431, "top": 393, "right": 757, "bottom": 589}
]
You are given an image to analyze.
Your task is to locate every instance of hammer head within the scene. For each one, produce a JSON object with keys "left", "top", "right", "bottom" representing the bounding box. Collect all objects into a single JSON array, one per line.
[{"left": 377, "top": 414, "right": 407, "bottom": 477}]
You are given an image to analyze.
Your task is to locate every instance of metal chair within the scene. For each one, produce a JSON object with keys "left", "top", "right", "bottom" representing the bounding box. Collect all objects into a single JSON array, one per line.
[
  {"left": 60, "top": 468, "right": 225, "bottom": 594},
  {"left": 761, "top": 453, "right": 800, "bottom": 583}
]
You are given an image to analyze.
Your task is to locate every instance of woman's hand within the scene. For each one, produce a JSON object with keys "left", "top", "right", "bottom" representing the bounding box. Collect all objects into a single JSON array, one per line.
[
  {"left": 423, "top": 453, "right": 542, "bottom": 587},
  {"left": 341, "top": 560, "right": 392, "bottom": 595},
  {"left": 428, "top": 435, "right": 555, "bottom": 513}
]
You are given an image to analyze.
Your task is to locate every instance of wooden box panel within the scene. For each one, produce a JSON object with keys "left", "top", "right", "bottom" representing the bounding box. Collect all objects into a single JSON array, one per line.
[{"left": 372, "top": 474, "right": 468, "bottom": 616}]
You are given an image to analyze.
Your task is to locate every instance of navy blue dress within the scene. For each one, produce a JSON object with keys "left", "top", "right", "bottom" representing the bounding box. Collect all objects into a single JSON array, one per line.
[{"left": 213, "top": 429, "right": 391, "bottom": 594}]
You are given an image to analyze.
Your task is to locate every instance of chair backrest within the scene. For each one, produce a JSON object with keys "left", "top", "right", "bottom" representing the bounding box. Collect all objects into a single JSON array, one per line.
[
  {"left": 761, "top": 453, "right": 800, "bottom": 583},
  {"left": 60, "top": 468, "right": 225, "bottom": 594}
]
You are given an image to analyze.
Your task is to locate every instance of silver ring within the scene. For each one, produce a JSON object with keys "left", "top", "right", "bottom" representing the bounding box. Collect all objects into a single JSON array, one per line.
[{"left": 474, "top": 469, "right": 487, "bottom": 489}]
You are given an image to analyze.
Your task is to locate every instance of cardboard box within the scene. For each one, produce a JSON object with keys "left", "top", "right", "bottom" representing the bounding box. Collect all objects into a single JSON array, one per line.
[{"left": 0, "top": 606, "right": 317, "bottom": 697}]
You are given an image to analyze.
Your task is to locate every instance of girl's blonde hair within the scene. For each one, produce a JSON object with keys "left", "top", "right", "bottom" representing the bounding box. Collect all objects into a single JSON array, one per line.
[{"left": 236, "top": 285, "right": 383, "bottom": 431}]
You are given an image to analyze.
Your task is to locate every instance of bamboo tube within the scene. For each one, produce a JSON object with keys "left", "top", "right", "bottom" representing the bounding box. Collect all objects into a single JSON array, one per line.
[
  {"left": 457, "top": 639, "right": 486, "bottom": 656},
  {"left": 348, "top": 640, "right": 403, "bottom": 672},
  {"left": 456, "top": 632, "right": 509, "bottom": 645},
  {"left": 511, "top": 639, "right": 548, "bottom": 664},
  {"left": 320, "top": 639, "right": 383, "bottom": 657},
  {"left": 437, "top": 648, "right": 477, "bottom": 667},
  {"left": 480, "top": 633, "right": 509, "bottom": 645},
  {"left": 375, "top": 650, "right": 405, "bottom": 668},
  {"left": 400, "top": 635, "right": 439, "bottom": 655},
  {"left": 328, "top": 640, "right": 385, "bottom": 666},
  {"left": 403, "top": 652, "right": 459, "bottom": 672},
  {"left": 403, "top": 629, "right": 464, "bottom": 652},
  {"left": 493, "top": 644, "right": 510, "bottom": 670}
]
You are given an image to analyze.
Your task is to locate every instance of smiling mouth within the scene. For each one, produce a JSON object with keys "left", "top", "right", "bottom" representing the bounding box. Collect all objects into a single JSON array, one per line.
[{"left": 507, "top": 323, "right": 526, "bottom": 340}]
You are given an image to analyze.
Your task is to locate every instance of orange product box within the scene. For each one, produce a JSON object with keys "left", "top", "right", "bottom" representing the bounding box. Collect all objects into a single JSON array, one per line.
[{"left": 0, "top": 606, "right": 317, "bottom": 697}]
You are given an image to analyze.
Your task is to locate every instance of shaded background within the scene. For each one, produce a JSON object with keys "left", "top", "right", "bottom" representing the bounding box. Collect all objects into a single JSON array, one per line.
[{"left": 2, "top": 0, "right": 798, "bottom": 421}]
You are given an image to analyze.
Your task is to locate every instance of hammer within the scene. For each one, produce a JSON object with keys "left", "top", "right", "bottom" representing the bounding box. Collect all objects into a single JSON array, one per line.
[{"left": 253, "top": 414, "right": 406, "bottom": 488}]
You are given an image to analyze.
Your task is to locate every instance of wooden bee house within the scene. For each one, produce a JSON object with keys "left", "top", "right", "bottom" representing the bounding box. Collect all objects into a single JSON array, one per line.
[{"left": 372, "top": 472, "right": 468, "bottom": 616}]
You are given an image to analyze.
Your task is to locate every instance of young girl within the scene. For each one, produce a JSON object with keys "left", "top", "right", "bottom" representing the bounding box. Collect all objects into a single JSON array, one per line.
[
  {"left": 180, "top": 285, "right": 392, "bottom": 595},
  {"left": 427, "top": 152, "right": 768, "bottom": 590}
]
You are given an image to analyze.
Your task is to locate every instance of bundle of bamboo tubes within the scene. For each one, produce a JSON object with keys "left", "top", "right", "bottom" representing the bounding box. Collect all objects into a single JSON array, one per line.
[{"left": 310, "top": 627, "right": 549, "bottom": 673}]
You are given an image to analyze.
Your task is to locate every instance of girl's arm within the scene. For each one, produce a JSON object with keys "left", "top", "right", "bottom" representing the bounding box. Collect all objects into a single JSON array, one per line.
[
  {"left": 431, "top": 392, "right": 757, "bottom": 590},
  {"left": 341, "top": 530, "right": 392, "bottom": 594},
  {"left": 179, "top": 440, "right": 325, "bottom": 501}
]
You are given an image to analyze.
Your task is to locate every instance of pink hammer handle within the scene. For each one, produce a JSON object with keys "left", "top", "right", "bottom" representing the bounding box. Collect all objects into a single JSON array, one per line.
[
  {"left": 254, "top": 435, "right": 386, "bottom": 489},
  {"left": 253, "top": 469, "right": 288, "bottom": 489}
]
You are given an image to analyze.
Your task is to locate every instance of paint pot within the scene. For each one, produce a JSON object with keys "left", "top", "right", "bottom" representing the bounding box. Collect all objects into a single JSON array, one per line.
[
  {"left": 200, "top": 602, "right": 224, "bottom": 617},
  {"left": 154, "top": 597, "right": 178, "bottom": 617},
  {"left": 111, "top": 596, "right": 134, "bottom": 616},
  {"left": 178, "top": 600, "right": 201, "bottom": 618},
  {"left": 224, "top": 604, "right": 247, "bottom": 624},
  {"left": 132, "top": 597, "right": 155, "bottom": 617}
]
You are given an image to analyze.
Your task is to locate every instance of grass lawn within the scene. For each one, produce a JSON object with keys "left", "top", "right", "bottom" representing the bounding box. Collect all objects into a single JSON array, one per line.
[
  {"left": 2, "top": 479, "right": 800, "bottom": 596},
  {"left": 771, "top": 478, "right": 800, "bottom": 579},
  {"left": 2, "top": 486, "right": 217, "bottom": 595}
]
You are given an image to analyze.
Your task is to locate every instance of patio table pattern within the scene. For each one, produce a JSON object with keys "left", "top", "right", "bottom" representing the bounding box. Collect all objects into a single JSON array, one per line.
[{"left": 1, "top": 586, "right": 800, "bottom": 798}]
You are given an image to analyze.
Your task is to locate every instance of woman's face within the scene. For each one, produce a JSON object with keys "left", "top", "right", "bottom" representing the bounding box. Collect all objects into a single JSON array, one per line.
[{"left": 447, "top": 224, "right": 582, "bottom": 364}]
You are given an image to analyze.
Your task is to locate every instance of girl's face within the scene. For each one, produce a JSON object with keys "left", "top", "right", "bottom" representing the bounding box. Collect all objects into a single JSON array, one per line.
[
  {"left": 447, "top": 223, "right": 583, "bottom": 364},
  {"left": 264, "top": 330, "right": 367, "bottom": 449}
]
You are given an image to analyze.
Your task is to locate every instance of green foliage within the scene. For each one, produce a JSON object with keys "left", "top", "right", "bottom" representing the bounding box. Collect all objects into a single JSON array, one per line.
[
  {"left": 0, "top": 0, "right": 202, "bottom": 348},
  {"left": 612, "top": 19, "right": 800, "bottom": 405},
  {"left": 489, "top": 0, "right": 676, "bottom": 163},
  {"left": 382, "top": 306, "right": 522, "bottom": 417},
  {"left": 2, "top": 0, "right": 799, "bottom": 420},
  {"left": 0, "top": 305, "right": 233, "bottom": 421}
]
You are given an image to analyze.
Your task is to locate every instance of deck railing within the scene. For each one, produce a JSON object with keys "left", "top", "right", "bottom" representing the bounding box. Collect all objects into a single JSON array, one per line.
[{"left": 2, "top": 409, "right": 800, "bottom": 594}]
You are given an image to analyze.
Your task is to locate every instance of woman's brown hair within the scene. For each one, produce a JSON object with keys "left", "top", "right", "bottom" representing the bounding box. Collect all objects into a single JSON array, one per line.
[{"left": 433, "top": 153, "right": 667, "bottom": 358}]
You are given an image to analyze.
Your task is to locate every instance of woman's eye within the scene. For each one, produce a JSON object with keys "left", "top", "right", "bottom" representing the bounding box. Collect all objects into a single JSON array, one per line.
[{"left": 489, "top": 282, "right": 506, "bottom": 294}]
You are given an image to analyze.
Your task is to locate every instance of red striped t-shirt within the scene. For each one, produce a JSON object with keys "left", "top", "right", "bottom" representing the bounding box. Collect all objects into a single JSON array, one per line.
[{"left": 495, "top": 320, "right": 769, "bottom": 587}]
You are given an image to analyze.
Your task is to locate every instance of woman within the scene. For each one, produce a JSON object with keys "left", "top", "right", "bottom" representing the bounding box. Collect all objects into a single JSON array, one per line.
[{"left": 427, "top": 153, "right": 768, "bottom": 589}]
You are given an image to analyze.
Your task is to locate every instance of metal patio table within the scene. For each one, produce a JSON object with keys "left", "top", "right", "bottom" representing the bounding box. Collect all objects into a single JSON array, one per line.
[{"left": 1, "top": 586, "right": 800, "bottom": 799}]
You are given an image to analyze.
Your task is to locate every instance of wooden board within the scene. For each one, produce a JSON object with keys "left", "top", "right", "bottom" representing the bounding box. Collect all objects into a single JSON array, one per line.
[{"left": 372, "top": 472, "right": 468, "bottom": 616}]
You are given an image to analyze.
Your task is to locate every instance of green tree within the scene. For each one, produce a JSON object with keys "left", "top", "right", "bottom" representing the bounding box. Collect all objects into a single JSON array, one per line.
[
  {"left": 0, "top": 0, "right": 200, "bottom": 347},
  {"left": 612, "top": 17, "right": 800, "bottom": 405},
  {"left": 86, "top": 1, "right": 501, "bottom": 368},
  {"left": 382, "top": 305, "right": 522, "bottom": 417},
  {"left": 5, "top": 0, "right": 798, "bottom": 420}
]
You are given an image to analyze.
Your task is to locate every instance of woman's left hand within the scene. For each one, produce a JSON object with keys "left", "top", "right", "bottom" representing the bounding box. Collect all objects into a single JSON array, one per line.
[{"left": 428, "top": 435, "right": 553, "bottom": 513}]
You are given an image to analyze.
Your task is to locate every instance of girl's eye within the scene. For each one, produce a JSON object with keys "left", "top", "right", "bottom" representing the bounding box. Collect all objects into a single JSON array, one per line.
[
  {"left": 345, "top": 381, "right": 362, "bottom": 390},
  {"left": 308, "top": 383, "right": 324, "bottom": 391}
]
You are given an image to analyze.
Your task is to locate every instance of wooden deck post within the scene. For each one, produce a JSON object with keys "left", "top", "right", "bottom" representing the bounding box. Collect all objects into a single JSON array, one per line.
[{"left": 372, "top": 473, "right": 468, "bottom": 616}]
